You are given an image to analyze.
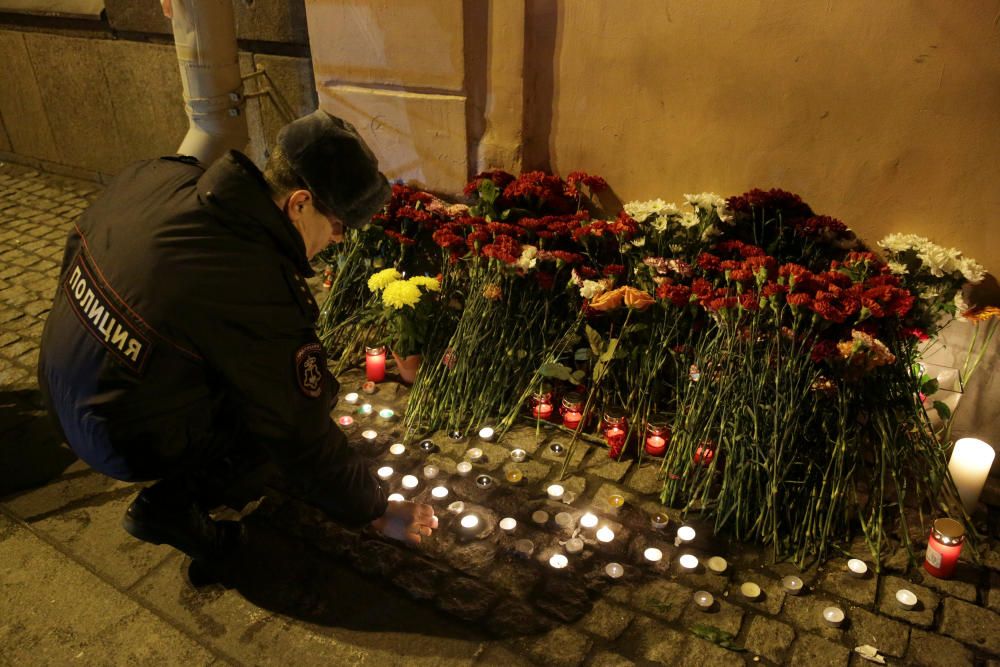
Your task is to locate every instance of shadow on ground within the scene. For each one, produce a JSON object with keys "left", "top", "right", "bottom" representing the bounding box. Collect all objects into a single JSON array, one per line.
[{"left": 0, "top": 388, "right": 76, "bottom": 497}]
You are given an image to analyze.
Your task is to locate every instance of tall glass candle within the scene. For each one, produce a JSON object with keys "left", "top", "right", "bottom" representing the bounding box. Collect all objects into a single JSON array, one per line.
[
  {"left": 694, "top": 440, "right": 716, "bottom": 466},
  {"left": 365, "top": 345, "right": 386, "bottom": 382},
  {"left": 924, "top": 518, "right": 965, "bottom": 579},
  {"left": 560, "top": 391, "right": 584, "bottom": 430},
  {"left": 644, "top": 413, "right": 670, "bottom": 456},
  {"left": 602, "top": 407, "right": 628, "bottom": 457},
  {"left": 531, "top": 386, "right": 554, "bottom": 420},
  {"left": 948, "top": 437, "right": 995, "bottom": 513}
]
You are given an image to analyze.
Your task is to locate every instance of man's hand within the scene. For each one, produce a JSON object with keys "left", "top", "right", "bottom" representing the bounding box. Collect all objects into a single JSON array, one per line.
[{"left": 370, "top": 500, "right": 438, "bottom": 545}]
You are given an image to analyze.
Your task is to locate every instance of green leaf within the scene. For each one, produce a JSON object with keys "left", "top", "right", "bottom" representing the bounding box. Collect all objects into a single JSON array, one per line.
[
  {"left": 690, "top": 624, "right": 747, "bottom": 652},
  {"left": 592, "top": 336, "right": 619, "bottom": 383},
  {"left": 584, "top": 324, "right": 605, "bottom": 357},
  {"left": 538, "top": 362, "right": 575, "bottom": 382},
  {"left": 933, "top": 400, "right": 952, "bottom": 421},
  {"left": 921, "top": 378, "right": 939, "bottom": 396}
]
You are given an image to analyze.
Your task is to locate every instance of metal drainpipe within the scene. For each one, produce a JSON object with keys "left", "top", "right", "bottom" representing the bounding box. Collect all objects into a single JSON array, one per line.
[{"left": 165, "top": 0, "right": 249, "bottom": 165}]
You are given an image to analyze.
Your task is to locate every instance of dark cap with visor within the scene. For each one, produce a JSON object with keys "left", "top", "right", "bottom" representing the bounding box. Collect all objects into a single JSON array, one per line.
[{"left": 276, "top": 110, "right": 391, "bottom": 229}]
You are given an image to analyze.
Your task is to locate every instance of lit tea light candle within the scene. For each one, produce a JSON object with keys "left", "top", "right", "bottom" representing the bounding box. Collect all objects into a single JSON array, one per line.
[
  {"left": 565, "top": 538, "right": 584, "bottom": 554},
  {"left": 822, "top": 606, "right": 845, "bottom": 628},
  {"left": 475, "top": 474, "right": 493, "bottom": 489},
  {"left": 847, "top": 558, "right": 868, "bottom": 578},
  {"left": 549, "top": 442, "right": 565, "bottom": 456},
  {"left": 579, "top": 512, "right": 599, "bottom": 529},
  {"left": 948, "top": 437, "right": 995, "bottom": 513},
  {"left": 431, "top": 485, "right": 449, "bottom": 500},
  {"left": 605, "top": 562, "right": 624, "bottom": 579},
  {"left": 509, "top": 448, "right": 526, "bottom": 463},
  {"left": 376, "top": 466, "right": 394, "bottom": 480},
  {"left": 547, "top": 484, "right": 565, "bottom": 500},
  {"left": 378, "top": 408, "right": 395, "bottom": 420},
  {"left": 531, "top": 510, "right": 549, "bottom": 525},
  {"left": 460, "top": 514, "right": 480, "bottom": 530},
  {"left": 387, "top": 493, "right": 404, "bottom": 502},
  {"left": 679, "top": 554, "right": 699, "bottom": 571},
  {"left": 707, "top": 556, "right": 728, "bottom": 574},
  {"left": 606, "top": 494, "right": 625, "bottom": 509},
  {"left": 418, "top": 439, "right": 437, "bottom": 452},
  {"left": 361, "top": 381, "right": 377, "bottom": 395},
  {"left": 515, "top": 539, "right": 534, "bottom": 557},
  {"left": 401, "top": 475, "right": 419, "bottom": 490},
  {"left": 389, "top": 443, "right": 406, "bottom": 456},
  {"left": 895, "top": 589, "right": 918, "bottom": 610},
  {"left": 423, "top": 464, "right": 439, "bottom": 479},
  {"left": 925, "top": 517, "right": 965, "bottom": 579},
  {"left": 651, "top": 513, "right": 669, "bottom": 531},
  {"left": 344, "top": 392, "right": 359, "bottom": 404},
  {"left": 499, "top": 517, "right": 517, "bottom": 532},
  {"left": 365, "top": 345, "right": 386, "bottom": 382},
  {"left": 740, "top": 582, "right": 762, "bottom": 600},
  {"left": 478, "top": 426, "right": 495, "bottom": 441},
  {"left": 359, "top": 403, "right": 373, "bottom": 415},
  {"left": 362, "top": 429, "right": 378, "bottom": 442},
  {"left": 505, "top": 468, "right": 523, "bottom": 484},
  {"left": 456, "top": 461, "right": 473, "bottom": 476},
  {"left": 447, "top": 501, "right": 465, "bottom": 514},
  {"left": 782, "top": 575, "right": 804, "bottom": 595},
  {"left": 675, "top": 525, "right": 696, "bottom": 546},
  {"left": 644, "top": 547, "right": 663, "bottom": 563},
  {"left": 554, "top": 512, "right": 574, "bottom": 530},
  {"left": 466, "top": 447, "right": 484, "bottom": 462},
  {"left": 693, "top": 590, "right": 714, "bottom": 611},
  {"left": 337, "top": 415, "right": 354, "bottom": 427},
  {"left": 595, "top": 526, "right": 615, "bottom": 543},
  {"left": 448, "top": 430, "right": 464, "bottom": 440},
  {"left": 549, "top": 553, "right": 568, "bottom": 569}
]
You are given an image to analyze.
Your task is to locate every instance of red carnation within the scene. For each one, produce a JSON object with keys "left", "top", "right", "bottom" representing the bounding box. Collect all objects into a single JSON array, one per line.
[
  {"left": 697, "top": 253, "right": 722, "bottom": 272},
  {"left": 603, "top": 264, "right": 625, "bottom": 277}
]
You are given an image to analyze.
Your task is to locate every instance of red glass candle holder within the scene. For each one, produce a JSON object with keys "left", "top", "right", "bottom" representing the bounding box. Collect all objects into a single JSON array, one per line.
[
  {"left": 560, "top": 391, "right": 584, "bottom": 429},
  {"left": 602, "top": 408, "right": 628, "bottom": 457},
  {"left": 644, "top": 413, "right": 671, "bottom": 456},
  {"left": 924, "top": 518, "right": 965, "bottom": 579},
  {"left": 694, "top": 440, "right": 716, "bottom": 466},
  {"left": 366, "top": 345, "right": 386, "bottom": 382},
  {"left": 530, "top": 386, "right": 554, "bottom": 420}
]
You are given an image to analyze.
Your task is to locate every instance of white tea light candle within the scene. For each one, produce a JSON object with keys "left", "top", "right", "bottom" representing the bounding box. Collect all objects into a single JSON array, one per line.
[
  {"left": 595, "top": 526, "right": 615, "bottom": 543},
  {"left": 676, "top": 525, "right": 696, "bottom": 544},
  {"left": 509, "top": 448, "right": 526, "bottom": 463},
  {"left": 549, "top": 553, "right": 569, "bottom": 569},
  {"left": 376, "top": 466, "right": 394, "bottom": 480},
  {"left": 401, "top": 475, "right": 419, "bottom": 490},
  {"left": 579, "top": 512, "right": 599, "bottom": 529},
  {"left": 515, "top": 539, "right": 534, "bottom": 557},
  {"left": 499, "top": 517, "right": 517, "bottom": 532},
  {"left": 362, "top": 429, "right": 378, "bottom": 441},
  {"left": 740, "top": 582, "right": 762, "bottom": 600},
  {"left": 847, "top": 558, "right": 868, "bottom": 578},
  {"left": 423, "top": 464, "right": 439, "bottom": 479},
  {"left": 478, "top": 426, "right": 495, "bottom": 441},
  {"left": 456, "top": 461, "right": 473, "bottom": 476},
  {"left": 466, "top": 447, "right": 484, "bottom": 461},
  {"left": 895, "top": 589, "right": 918, "bottom": 610},
  {"left": 554, "top": 512, "right": 573, "bottom": 529},
  {"left": 644, "top": 547, "right": 663, "bottom": 563},
  {"left": 694, "top": 590, "right": 714, "bottom": 611},
  {"left": 447, "top": 501, "right": 465, "bottom": 514},
  {"left": 605, "top": 562, "right": 624, "bottom": 579},
  {"left": 460, "top": 514, "right": 480, "bottom": 530},
  {"left": 707, "top": 556, "right": 728, "bottom": 574},
  {"left": 387, "top": 493, "right": 404, "bottom": 502},
  {"left": 566, "top": 538, "right": 584, "bottom": 554},
  {"left": 359, "top": 403, "right": 373, "bottom": 415},
  {"left": 782, "top": 575, "right": 804, "bottom": 595},
  {"left": 389, "top": 443, "right": 405, "bottom": 456},
  {"left": 948, "top": 437, "right": 996, "bottom": 513},
  {"left": 343, "top": 392, "right": 359, "bottom": 404},
  {"left": 378, "top": 409, "right": 394, "bottom": 420},
  {"left": 430, "top": 486, "right": 449, "bottom": 499},
  {"left": 679, "top": 554, "right": 699, "bottom": 571},
  {"left": 547, "top": 484, "right": 565, "bottom": 500},
  {"left": 531, "top": 510, "right": 549, "bottom": 525},
  {"left": 822, "top": 606, "right": 845, "bottom": 628}
]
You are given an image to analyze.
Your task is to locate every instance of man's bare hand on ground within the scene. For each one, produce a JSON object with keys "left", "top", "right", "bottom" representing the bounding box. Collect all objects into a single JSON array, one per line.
[{"left": 370, "top": 500, "right": 438, "bottom": 545}]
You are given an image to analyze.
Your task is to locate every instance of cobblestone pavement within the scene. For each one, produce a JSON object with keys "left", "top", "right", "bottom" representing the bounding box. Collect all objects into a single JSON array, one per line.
[{"left": 2, "top": 161, "right": 1000, "bottom": 666}]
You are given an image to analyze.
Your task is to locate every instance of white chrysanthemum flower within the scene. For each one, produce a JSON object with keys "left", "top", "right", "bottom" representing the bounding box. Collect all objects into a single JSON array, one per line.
[
  {"left": 630, "top": 236, "right": 646, "bottom": 248},
  {"left": 918, "top": 244, "right": 956, "bottom": 277},
  {"left": 624, "top": 199, "right": 671, "bottom": 221},
  {"left": 887, "top": 261, "right": 908, "bottom": 276},
  {"left": 580, "top": 280, "right": 606, "bottom": 299},
  {"left": 679, "top": 211, "right": 700, "bottom": 228},
  {"left": 684, "top": 192, "right": 725, "bottom": 212},
  {"left": 517, "top": 245, "right": 537, "bottom": 271},
  {"left": 954, "top": 292, "right": 970, "bottom": 317},
  {"left": 878, "top": 233, "right": 923, "bottom": 253},
  {"left": 957, "top": 256, "right": 986, "bottom": 284}
]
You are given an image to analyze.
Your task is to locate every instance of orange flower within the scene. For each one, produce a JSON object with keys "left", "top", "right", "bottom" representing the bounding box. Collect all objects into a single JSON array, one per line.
[
  {"left": 589, "top": 287, "right": 626, "bottom": 312},
  {"left": 622, "top": 286, "right": 654, "bottom": 311},
  {"left": 963, "top": 306, "right": 1000, "bottom": 322},
  {"left": 483, "top": 284, "right": 503, "bottom": 301}
]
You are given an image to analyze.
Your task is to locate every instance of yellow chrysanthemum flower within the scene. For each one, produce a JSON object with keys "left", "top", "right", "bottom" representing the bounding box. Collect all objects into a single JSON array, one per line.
[
  {"left": 382, "top": 279, "right": 423, "bottom": 309},
  {"left": 367, "top": 268, "right": 402, "bottom": 292},
  {"left": 409, "top": 276, "right": 440, "bottom": 292}
]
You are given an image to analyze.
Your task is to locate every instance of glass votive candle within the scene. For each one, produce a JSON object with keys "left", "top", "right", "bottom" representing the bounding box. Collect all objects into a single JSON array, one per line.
[
  {"left": 401, "top": 475, "right": 419, "bottom": 490},
  {"left": 847, "top": 558, "right": 868, "bottom": 578},
  {"left": 505, "top": 468, "right": 523, "bottom": 484},
  {"left": 694, "top": 590, "right": 714, "bottom": 611},
  {"left": 895, "top": 589, "right": 918, "bottom": 610},
  {"left": 499, "top": 517, "right": 517, "bottom": 532},
  {"left": 549, "top": 553, "right": 569, "bottom": 569},
  {"left": 531, "top": 510, "right": 549, "bottom": 525},
  {"left": 423, "top": 464, "right": 439, "bottom": 479},
  {"left": 387, "top": 493, "right": 404, "bottom": 502},
  {"left": 782, "top": 575, "right": 804, "bottom": 595},
  {"left": 343, "top": 392, "right": 359, "bottom": 404},
  {"left": 679, "top": 554, "right": 699, "bottom": 572},
  {"left": 606, "top": 494, "right": 625, "bottom": 510},
  {"left": 560, "top": 392, "right": 584, "bottom": 430},
  {"left": 430, "top": 485, "right": 449, "bottom": 500},
  {"left": 478, "top": 426, "right": 495, "bottom": 441},
  {"left": 365, "top": 345, "right": 386, "bottom": 382},
  {"left": 644, "top": 413, "right": 670, "bottom": 456},
  {"left": 644, "top": 547, "right": 663, "bottom": 563},
  {"left": 376, "top": 466, "right": 394, "bottom": 480},
  {"left": 566, "top": 538, "right": 585, "bottom": 554},
  {"left": 389, "top": 443, "right": 406, "bottom": 456},
  {"left": 509, "top": 448, "right": 527, "bottom": 463},
  {"left": 675, "top": 525, "right": 696, "bottom": 545},
  {"left": 596, "top": 526, "right": 615, "bottom": 543},
  {"left": 822, "top": 606, "right": 845, "bottom": 628},
  {"left": 694, "top": 440, "right": 716, "bottom": 466},
  {"left": 707, "top": 556, "right": 728, "bottom": 574},
  {"left": 337, "top": 415, "right": 354, "bottom": 427},
  {"left": 456, "top": 461, "right": 473, "bottom": 476},
  {"left": 740, "top": 582, "right": 762, "bottom": 600},
  {"left": 547, "top": 484, "right": 565, "bottom": 500},
  {"left": 580, "top": 512, "right": 599, "bottom": 529},
  {"left": 924, "top": 518, "right": 965, "bottom": 579},
  {"left": 601, "top": 407, "right": 628, "bottom": 457},
  {"left": 605, "top": 562, "right": 624, "bottom": 579},
  {"left": 531, "top": 386, "right": 554, "bottom": 420},
  {"left": 362, "top": 429, "right": 378, "bottom": 442}
]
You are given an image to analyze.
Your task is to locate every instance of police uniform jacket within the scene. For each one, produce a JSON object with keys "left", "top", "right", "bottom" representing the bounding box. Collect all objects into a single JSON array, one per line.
[{"left": 38, "top": 151, "right": 387, "bottom": 526}]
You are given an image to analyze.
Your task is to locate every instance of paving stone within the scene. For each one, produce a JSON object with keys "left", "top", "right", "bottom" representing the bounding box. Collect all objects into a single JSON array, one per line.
[
  {"left": 939, "top": 597, "right": 1000, "bottom": 655},
  {"left": 683, "top": 634, "right": 747, "bottom": 667},
  {"left": 990, "top": 572, "right": 1000, "bottom": 615},
  {"left": 847, "top": 605, "right": 911, "bottom": 658},
  {"left": 534, "top": 573, "right": 592, "bottom": 623},
  {"left": 728, "top": 575, "right": 786, "bottom": 615},
  {"left": 745, "top": 615, "right": 795, "bottom": 663},
  {"left": 586, "top": 651, "right": 635, "bottom": 667},
  {"left": 877, "top": 575, "right": 939, "bottom": 628},
  {"left": 581, "top": 448, "right": 633, "bottom": 482},
  {"left": 577, "top": 599, "right": 634, "bottom": 641},
  {"left": 783, "top": 593, "right": 847, "bottom": 642},
  {"left": 684, "top": 595, "right": 745, "bottom": 637},
  {"left": 487, "top": 597, "right": 554, "bottom": 638},
  {"left": 623, "top": 616, "right": 689, "bottom": 665},
  {"left": 915, "top": 568, "right": 979, "bottom": 603},
  {"left": 624, "top": 461, "right": 666, "bottom": 495},
  {"left": 906, "top": 628, "right": 976, "bottom": 667},
  {"left": 789, "top": 633, "right": 850, "bottom": 667},
  {"left": 818, "top": 567, "right": 877, "bottom": 607},
  {"left": 630, "top": 578, "right": 691, "bottom": 623},
  {"left": 521, "top": 625, "right": 593, "bottom": 667}
]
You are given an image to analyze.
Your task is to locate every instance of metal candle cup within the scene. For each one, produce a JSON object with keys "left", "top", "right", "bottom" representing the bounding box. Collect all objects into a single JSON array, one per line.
[
  {"left": 895, "top": 589, "right": 918, "bottom": 610},
  {"left": 605, "top": 562, "right": 624, "bottom": 579},
  {"left": 547, "top": 484, "right": 565, "bottom": 500},
  {"left": 675, "top": 525, "right": 696, "bottom": 545},
  {"left": 565, "top": 538, "right": 584, "bottom": 554},
  {"left": 679, "top": 554, "right": 699, "bottom": 572},
  {"left": 740, "top": 582, "right": 762, "bottom": 600},
  {"left": 460, "top": 514, "right": 480, "bottom": 530},
  {"left": 651, "top": 513, "right": 669, "bottom": 530},
  {"left": 822, "top": 606, "right": 845, "bottom": 628},
  {"left": 549, "top": 553, "right": 568, "bottom": 569},
  {"left": 694, "top": 590, "right": 714, "bottom": 611},
  {"left": 579, "top": 512, "right": 599, "bottom": 529},
  {"left": 456, "top": 461, "right": 473, "bottom": 476},
  {"left": 707, "top": 556, "right": 728, "bottom": 574},
  {"left": 595, "top": 526, "right": 615, "bottom": 543},
  {"left": 478, "top": 426, "right": 495, "bottom": 441},
  {"left": 847, "top": 558, "right": 868, "bottom": 578},
  {"left": 782, "top": 575, "right": 804, "bottom": 595},
  {"left": 401, "top": 475, "right": 419, "bottom": 490},
  {"left": 499, "top": 517, "right": 517, "bottom": 532},
  {"left": 423, "top": 464, "right": 439, "bottom": 479},
  {"left": 376, "top": 466, "right": 394, "bottom": 480},
  {"left": 430, "top": 485, "right": 449, "bottom": 500},
  {"left": 509, "top": 448, "right": 527, "bottom": 463},
  {"left": 643, "top": 547, "right": 663, "bottom": 563},
  {"left": 389, "top": 443, "right": 406, "bottom": 456}
]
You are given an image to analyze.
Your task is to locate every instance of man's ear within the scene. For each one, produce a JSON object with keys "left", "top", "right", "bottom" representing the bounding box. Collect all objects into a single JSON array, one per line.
[{"left": 285, "top": 189, "right": 313, "bottom": 220}]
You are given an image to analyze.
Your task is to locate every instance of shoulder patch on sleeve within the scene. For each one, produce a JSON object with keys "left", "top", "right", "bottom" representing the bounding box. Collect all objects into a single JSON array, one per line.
[{"left": 295, "top": 342, "right": 325, "bottom": 398}]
